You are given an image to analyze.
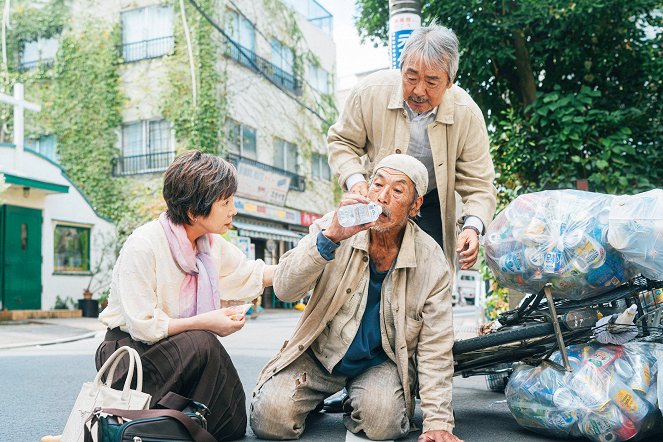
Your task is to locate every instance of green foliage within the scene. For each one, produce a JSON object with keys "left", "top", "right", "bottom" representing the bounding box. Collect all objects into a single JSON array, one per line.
[
  {"left": 4, "top": 3, "right": 127, "bottom": 222},
  {"left": 50, "top": 24, "right": 126, "bottom": 220},
  {"left": 493, "top": 86, "right": 658, "bottom": 203},
  {"left": 318, "top": 92, "right": 338, "bottom": 135},
  {"left": 355, "top": 0, "right": 661, "bottom": 197},
  {"left": 53, "top": 295, "right": 76, "bottom": 310},
  {"left": 357, "top": 0, "right": 661, "bottom": 115},
  {"left": 7, "top": 0, "right": 66, "bottom": 52},
  {"left": 354, "top": 0, "right": 389, "bottom": 46},
  {"left": 1, "top": 0, "right": 67, "bottom": 141},
  {"left": 484, "top": 286, "right": 509, "bottom": 321},
  {"left": 163, "top": 0, "right": 224, "bottom": 154}
]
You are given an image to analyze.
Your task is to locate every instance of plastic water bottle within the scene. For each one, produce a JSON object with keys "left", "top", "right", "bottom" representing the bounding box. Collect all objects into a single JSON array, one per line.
[{"left": 337, "top": 202, "right": 382, "bottom": 227}]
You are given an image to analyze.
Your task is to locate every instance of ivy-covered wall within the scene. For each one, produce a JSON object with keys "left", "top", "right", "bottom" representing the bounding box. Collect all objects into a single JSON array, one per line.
[
  {"left": 4, "top": 1, "right": 126, "bottom": 222},
  {"left": 51, "top": 25, "right": 126, "bottom": 220},
  {"left": 163, "top": 0, "right": 225, "bottom": 155},
  {"left": 221, "top": 0, "right": 339, "bottom": 211},
  {"left": 4, "top": 0, "right": 339, "bottom": 235}
]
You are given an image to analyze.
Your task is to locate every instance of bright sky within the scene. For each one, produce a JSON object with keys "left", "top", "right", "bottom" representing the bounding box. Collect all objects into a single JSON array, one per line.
[{"left": 317, "top": 0, "right": 389, "bottom": 90}]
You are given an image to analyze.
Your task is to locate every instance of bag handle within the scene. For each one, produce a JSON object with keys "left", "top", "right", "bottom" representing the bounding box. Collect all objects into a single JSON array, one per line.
[
  {"left": 105, "top": 347, "right": 141, "bottom": 389},
  {"left": 95, "top": 408, "right": 216, "bottom": 442},
  {"left": 93, "top": 346, "right": 144, "bottom": 399}
]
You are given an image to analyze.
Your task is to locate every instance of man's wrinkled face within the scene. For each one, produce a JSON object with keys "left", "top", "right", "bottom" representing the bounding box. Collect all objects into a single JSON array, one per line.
[
  {"left": 368, "top": 168, "right": 422, "bottom": 232},
  {"left": 401, "top": 59, "right": 452, "bottom": 113}
]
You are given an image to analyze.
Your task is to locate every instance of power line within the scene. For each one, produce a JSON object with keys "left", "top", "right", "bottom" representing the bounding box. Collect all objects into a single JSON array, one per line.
[
  {"left": 225, "top": 0, "right": 333, "bottom": 106},
  {"left": 185, "top": 0, "right": 332, "bottom": 126}
]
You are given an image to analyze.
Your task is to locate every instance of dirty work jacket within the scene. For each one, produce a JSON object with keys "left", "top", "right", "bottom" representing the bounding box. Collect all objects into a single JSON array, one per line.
[
  {"left": 328, "top": 69, "right": 497, "bottom": 274},
  {"left": 255, "top": 215, "right": 456, "bottom": 433}
]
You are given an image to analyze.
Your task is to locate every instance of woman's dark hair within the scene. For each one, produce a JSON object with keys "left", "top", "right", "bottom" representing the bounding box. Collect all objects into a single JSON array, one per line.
[{"left": 163, "top": 150, "right": 238, "bottom": 225}]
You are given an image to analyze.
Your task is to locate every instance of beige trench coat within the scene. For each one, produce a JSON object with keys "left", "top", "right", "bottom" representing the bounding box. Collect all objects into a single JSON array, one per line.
[
  {"left": 328, "top": 69, "right": 497, "bottom": 273},
  {"left": 255, "top": 216, "right": 456, "bottom": 433}
]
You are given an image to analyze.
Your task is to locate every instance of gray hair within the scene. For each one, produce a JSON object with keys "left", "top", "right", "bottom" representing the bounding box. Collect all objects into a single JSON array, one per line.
[{"left": 400, "top": 25, "right": 459, "bottom": 83}]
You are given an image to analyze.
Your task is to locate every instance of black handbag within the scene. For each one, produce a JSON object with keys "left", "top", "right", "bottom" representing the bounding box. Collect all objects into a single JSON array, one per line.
[{"left": 85, "top": 392, "right": 216, "bottom": 442}]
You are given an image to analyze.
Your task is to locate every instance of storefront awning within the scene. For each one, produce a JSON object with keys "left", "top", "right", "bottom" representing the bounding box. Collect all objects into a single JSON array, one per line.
[
  {"left": 4, "top": 173, "right": 69, "bottom": 194},
  {"left": 231, "top": 221, "right": 304, "bottom": 243}
]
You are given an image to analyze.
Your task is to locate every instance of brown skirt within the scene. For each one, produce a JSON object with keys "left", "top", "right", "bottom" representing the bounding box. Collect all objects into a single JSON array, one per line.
[{"left": 95, "top": 328, "right": 246, "bottom": 441}]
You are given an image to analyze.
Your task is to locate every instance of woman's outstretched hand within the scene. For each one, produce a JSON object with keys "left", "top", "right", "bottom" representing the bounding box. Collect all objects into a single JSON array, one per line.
[{"left": 168, "top": 308, "right": 246, "bottom": 337}]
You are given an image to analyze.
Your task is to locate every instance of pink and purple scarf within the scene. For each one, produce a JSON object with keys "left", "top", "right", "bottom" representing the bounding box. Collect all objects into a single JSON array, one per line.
[{"left": 159, "top": 212, "right": 220, "bottom": 318}]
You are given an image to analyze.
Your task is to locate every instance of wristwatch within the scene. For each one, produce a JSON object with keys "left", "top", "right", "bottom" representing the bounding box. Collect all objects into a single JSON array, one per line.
[{"left": 463, "top": 225, "right": 481, "bottom": 236}]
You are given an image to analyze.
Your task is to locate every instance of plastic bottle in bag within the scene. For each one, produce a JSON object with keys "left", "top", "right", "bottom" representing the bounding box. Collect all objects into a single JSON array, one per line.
[
  {"left": 609, "top": 376, "right": 651, "bottom": 422},
  {"left": 336, "top": 202, "right": 382, "bottom": 227}
]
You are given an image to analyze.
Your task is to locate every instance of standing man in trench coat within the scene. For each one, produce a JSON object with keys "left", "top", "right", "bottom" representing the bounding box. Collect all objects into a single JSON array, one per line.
[{"left": 328, "top": 24, "right": 496, "bottom": 274}]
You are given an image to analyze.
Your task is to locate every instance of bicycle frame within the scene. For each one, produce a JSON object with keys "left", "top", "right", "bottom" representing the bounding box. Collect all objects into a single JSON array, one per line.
[{"left": 452, "top": 276, "right": 663, "bottom": 378}]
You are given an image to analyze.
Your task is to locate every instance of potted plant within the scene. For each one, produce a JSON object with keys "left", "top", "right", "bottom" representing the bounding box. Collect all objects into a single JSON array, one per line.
[
  {"left": 98, "top": 290, "right": 109, "bottom": 312},
  {"left": 79, "top": 233, "right": 116, "bottom": 317}
]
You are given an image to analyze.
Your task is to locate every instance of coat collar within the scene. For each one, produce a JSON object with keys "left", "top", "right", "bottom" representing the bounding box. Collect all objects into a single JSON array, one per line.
[
  {"left": 349, "top": 220, "right": 418, "bottom": 269},
  {"left": 387, "top": 75, "right": 455, "bottom": 125}
]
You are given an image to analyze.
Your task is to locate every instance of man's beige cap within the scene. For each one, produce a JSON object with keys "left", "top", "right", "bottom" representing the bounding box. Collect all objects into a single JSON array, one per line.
[{"left": 373, "top": 154, "right": 428, "bottom": 197}]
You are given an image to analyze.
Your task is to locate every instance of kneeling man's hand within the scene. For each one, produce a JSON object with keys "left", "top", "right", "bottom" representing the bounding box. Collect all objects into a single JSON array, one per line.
[
  {"left": 418, "top": 430, "right": 464, "bottom": 442},
  {"left": 324, "top": 193, "right": 376, "bottom": 243}
]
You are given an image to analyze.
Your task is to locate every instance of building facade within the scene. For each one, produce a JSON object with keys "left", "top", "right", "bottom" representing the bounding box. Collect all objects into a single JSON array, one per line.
[
  {"left": 0, "top": 144, "right": 116, "bottom": 311},
  {"left": 6, "top": 0, "right": 339, "bottom": 308}
]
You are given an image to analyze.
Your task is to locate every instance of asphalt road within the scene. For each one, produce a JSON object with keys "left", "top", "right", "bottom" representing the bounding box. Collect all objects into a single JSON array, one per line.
[{"left": 0, "top": 309, "right": 660, "bottom": 441}]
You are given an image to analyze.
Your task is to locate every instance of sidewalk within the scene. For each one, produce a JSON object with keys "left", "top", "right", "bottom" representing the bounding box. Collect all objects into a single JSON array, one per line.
[
  {"left": 0, "top": 307, "right": 480, "bottom": 351},
  {"left": 0, "top": 317, "right": 106, "bottom": 350}
]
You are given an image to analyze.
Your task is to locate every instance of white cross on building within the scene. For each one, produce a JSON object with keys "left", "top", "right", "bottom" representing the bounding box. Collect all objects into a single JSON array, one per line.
[{"left": 0, "top": 82, "right": 41, "bottom": 172}]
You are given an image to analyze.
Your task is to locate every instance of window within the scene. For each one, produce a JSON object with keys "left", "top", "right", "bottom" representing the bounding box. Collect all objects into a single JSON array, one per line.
[
  {"left": 54, "top": 224, "right": 90, "bottom": 273},
  {"left": 118, "top": 119, "right": 174, "bottom": 175},
  {"left": 281, "top": 0, "right": 333, "bottom": 34},
  {"left": 271, "top": 39, "right": 297, "bottom": 91},
  {"left": 25, "top": 135, "right": 58, "bottom": 162},
  {"left": 19, "top": 37, "right": 58, "bottom": 71},
  {"left": 311, "top": 152, "right": 331, "bottom": 180},
  {"left": 227, "top": 10, "right": 255, "bottom": 51},
  {"left": 273, "top": 138, "right": 298, "bottom": 173},
  {"left": 271, "top": 39, "right": 294, "bottom": 77},
  {"left": 225, "top": 119, "right": 257, "bottom": 159},
  {"left": 225, "top": 10, "right": 257, "bottom": 69},
  {"left": 121, "top": 5, "right": 174, "bottom": 62},
  {"left": 307, "top": 64, "right": 329, "bottom": 94},
  {"left": 122, "top": 119, "right": 171, "bottom": 156}
]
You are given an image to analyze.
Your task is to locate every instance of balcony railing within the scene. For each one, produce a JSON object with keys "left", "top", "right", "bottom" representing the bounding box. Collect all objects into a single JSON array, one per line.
[
  {"left": 18, "top": 58, "right": 55, "bottom": 72},
  {"left": 112, "top": 151, "right": 176, "bottom": 176},
  {"left": 122, "top": 36, "right": 175, "bottom": 62},
  {"left": 225, "top": 42, "right": 301, "bottom": 94},
  {"left": 226, "top": 152, "right": 305, "bottom": 192}
]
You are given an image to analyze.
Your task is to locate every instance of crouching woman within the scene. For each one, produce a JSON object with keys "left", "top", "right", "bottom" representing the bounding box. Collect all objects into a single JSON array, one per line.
[{"left": 97, "top": 151, "right": 275, "bottom": 441}]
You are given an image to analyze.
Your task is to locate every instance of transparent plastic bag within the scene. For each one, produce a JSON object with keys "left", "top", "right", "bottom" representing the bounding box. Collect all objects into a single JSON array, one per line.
[
  {"left": 485, "top": 190, "right": 633, "bottom": 300},
  {"left": 505, "top": 342, "right": 663, "bottom": 442},
  {"left": 608, "top": 189, "right": 663, "bottom": 280}
]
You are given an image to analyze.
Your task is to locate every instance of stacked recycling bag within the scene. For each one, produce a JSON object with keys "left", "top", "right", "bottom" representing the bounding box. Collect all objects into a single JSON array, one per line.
[
  {"left": 608, "top": 189, "right": 663, "bottom": 281},
  {"left": 506, "top": 342, "right": 663, "bottom": 441},
  {"left": 485, "top": 189, "right": 663, "bottom": 300}
]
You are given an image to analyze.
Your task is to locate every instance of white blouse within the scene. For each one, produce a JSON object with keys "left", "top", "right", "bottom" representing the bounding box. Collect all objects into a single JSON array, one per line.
[{"left": 99, "top": 220, "right": 266, "bottom": 344}]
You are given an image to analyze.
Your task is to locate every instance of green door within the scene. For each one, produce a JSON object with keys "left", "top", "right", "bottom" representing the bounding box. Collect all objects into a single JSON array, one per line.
[{"left": 1, "top": 205, "right": 42, "bottom": 310}]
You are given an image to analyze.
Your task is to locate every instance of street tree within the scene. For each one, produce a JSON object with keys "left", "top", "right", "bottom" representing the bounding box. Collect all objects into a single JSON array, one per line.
[{"left": 355, "top": 0, "right": 662, "bottom": 203}]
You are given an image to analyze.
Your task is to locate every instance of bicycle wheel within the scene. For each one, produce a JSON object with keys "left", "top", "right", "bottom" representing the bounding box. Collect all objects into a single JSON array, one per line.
[{"left": 453, "top": 323, "right": 555, "bottom": 355}]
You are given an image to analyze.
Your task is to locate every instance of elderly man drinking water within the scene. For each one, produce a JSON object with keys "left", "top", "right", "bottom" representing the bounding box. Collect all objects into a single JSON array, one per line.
[{"left": 250, "top": 155, "right": 462, "bottom": 442}]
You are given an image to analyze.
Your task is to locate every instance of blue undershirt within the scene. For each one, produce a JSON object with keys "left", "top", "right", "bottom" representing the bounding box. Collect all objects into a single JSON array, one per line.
[{"left": 316, "top": 231, "right": 389, "bottom": 378}]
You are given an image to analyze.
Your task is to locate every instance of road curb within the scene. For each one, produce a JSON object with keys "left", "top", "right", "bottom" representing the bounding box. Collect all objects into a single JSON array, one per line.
[{"left": 0, "top": 330, "right": 101, "bottom": 350}]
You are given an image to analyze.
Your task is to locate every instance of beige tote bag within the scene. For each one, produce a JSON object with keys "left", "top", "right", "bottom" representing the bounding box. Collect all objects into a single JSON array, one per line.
[{"left": 60, "top": 346, "right": 151, "bottom": 442}]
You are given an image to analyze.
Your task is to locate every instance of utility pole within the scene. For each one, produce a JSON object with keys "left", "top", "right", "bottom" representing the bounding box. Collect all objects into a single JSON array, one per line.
[{"left": 388, "top": 0, "right": 421, "bottom": 69}]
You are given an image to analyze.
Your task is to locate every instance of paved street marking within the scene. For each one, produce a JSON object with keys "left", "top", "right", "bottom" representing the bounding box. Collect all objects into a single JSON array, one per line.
[{"left": 345, "top": 430, "right": 393, "bottom": 441}]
